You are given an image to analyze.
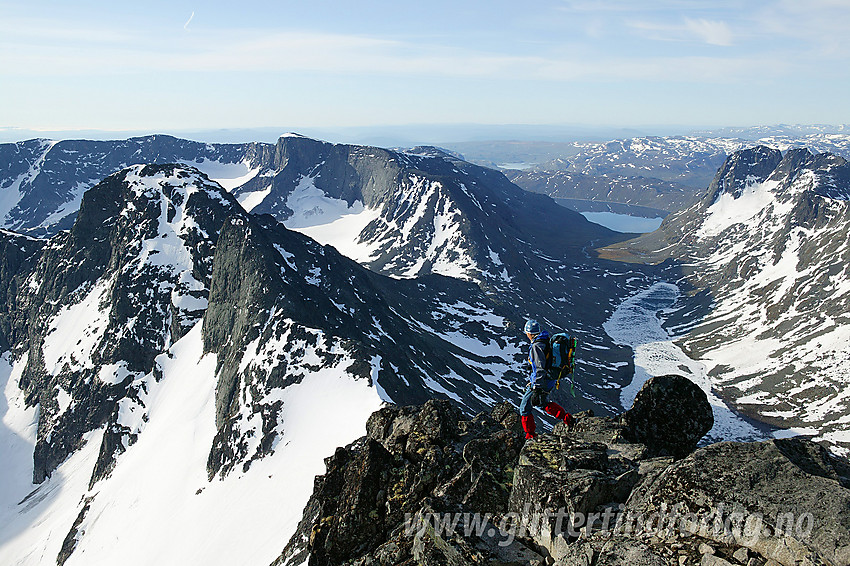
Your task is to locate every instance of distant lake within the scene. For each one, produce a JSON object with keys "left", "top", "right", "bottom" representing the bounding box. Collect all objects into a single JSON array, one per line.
[
  {"left": 497, "top": 162, "right": 536, "bottom": 170},
  {"left": 581, "top": 211, "right": 664, "bottom": 233},
  {"left": 553, "top": 198, "right": 667, "bottom": 233}
]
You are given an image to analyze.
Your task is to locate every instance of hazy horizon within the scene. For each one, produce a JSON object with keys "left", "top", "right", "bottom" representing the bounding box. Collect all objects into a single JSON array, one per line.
[{"left": 3, "top": 121, "right": 849, "bottom": 148}]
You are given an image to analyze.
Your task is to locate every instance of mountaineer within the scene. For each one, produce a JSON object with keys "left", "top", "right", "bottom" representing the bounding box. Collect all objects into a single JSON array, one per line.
[{"left": 519, "top": 319, "right": 573, "bottom": 440}]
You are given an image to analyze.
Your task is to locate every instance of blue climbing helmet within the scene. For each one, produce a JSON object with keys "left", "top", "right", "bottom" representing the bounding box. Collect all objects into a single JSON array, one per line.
[{"left": 524, "top": 319, "right": 541, "bottom": 334}]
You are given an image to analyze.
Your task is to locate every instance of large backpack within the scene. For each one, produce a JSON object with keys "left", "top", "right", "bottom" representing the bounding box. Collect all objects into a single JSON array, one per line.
[{"left": 548, "top": 333, "right": 578, "bottom": 396}]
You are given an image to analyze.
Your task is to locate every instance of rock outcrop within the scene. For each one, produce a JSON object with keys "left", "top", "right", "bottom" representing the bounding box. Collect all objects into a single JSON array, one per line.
[
  {"left": 273, "top": 399, "right": 535, "bottom": 566},
  {"left": 627, "top": 439, "right": 850, "bottom": 566},
  {"left": 621, "top": 374, "right": 714, "bottom": 458},
  {"left": 275, "top": 375, "right": 850, "bottom": 566}
]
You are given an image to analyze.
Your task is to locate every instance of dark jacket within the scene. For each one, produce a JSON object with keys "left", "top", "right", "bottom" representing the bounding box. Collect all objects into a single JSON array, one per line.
[{"left": 528, "top": 331, "right": 552, "bottom": 388}]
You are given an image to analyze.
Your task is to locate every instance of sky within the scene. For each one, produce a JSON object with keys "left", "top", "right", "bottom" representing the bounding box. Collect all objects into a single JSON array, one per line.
[{"left": 1, "top": 0, "right": 849, "bottom": 140}]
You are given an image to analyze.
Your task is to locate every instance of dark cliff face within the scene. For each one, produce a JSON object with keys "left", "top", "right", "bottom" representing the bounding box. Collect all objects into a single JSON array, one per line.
[
  {"left": 8, "top": 164, "right": 240, "bottom": 483},
  {"left": 275, "top": 378, "right": 849, "bottom": 566},
  {"left": 0, "top": 230, "right": 44, "bottom": 352},
  {"left": 706, "top": 145, "right": 783, "bottom": 202}
]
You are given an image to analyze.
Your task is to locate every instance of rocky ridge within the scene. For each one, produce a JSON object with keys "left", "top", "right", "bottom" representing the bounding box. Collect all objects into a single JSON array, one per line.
[
  {"left": 274, "top": 375, "right": 850, "bottom": 566},
  {"left": 0, "top": 135, "right": 269, "bottom": 236}
]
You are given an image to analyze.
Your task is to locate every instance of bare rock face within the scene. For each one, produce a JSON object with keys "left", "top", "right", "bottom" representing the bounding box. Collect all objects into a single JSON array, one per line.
[
  {"left": 273, "top": 400, "right": 532, "bottom": 566},
  {"left": 626, "top": 438, "right": 850, "bottom": 566},
  {"left": 275, "top": 374, "right": 850, "bottom": 566},
  {"left": 621, "top": 374, "right": 714, "bottom": 458}
]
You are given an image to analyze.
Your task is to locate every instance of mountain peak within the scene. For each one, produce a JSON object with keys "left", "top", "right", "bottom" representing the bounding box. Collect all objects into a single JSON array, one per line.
[
  {"left": 708, "top": 145, "right": 783, "bottom": 202},
  {"left": 402, "top": 146, "right": 463, "bottom": 161}
]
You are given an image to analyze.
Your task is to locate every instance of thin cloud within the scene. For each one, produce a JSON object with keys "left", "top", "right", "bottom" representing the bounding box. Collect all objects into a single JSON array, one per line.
[
  {"left": 0, "top": 17, "right": 131, "bottom": 43},
  {"left": 558, "top": 0, "right": 736, "bottom": 13},
  {"left": 755, "top": 0, "right": 850, "bottom": 56},
  {"left": 0, "top": 26, "right": 778, "bottom": 85},
  {"left": 684, "top": 18, "right": 733, "bottom": 46},
  {"left": 629, "top": 17, "right": 733, "bottom": 46},
  {"left": 184, "top": 12, "right": 195, "bottom": 31}
]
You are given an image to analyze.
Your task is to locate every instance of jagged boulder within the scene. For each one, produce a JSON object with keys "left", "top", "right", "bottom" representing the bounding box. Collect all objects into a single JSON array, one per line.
[
  {"left": 273, "top": 400, "right": 531, "bottom": 566},
  {"left": 508, "top": 412, "right": 657, "bottom": 562},
  {"left": 621, "top": 374, "right": 713, "bottom": 458},
  {"left": 508, "top": 433, "right": 640, "bottom": 561},
  {"left": 556, "top": 536, "right": 672, "bottom": 566}
]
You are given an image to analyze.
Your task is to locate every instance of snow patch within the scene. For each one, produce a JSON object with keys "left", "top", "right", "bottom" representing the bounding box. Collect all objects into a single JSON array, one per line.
[
  {"left": 0, "top": 351, "right": 39, "bottom": 514},
  {"left": 283, "top": 175, "right": 382, "bottom": 262},
  {"left": 604, "top": 282, "right": 765, "bottom": 443},
  {"left": 187, "top": 158, "right": 259, "bottom": 192},
  {"left": 43, "top": 279, "right": 113, "bottom": 373},
  {"left": 238, "top": 187, "right": 272, "bottom": 212},
  {"left": 772, "top": 427, "right": 819, "bottom": 440},
  {"left": 697, "top": 180, "right": 781, "bottom": 238}
]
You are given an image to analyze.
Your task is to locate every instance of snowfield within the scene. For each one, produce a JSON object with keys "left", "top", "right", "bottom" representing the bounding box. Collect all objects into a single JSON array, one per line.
[
  {"left": 1, "top": 321, "right": 383, "bottom": 566},
  {"left": 283, "top": 174, "right": 382, "bottom": 263},
  {"left": 604, "top": 282, "right": 767, "bottom": 443}
]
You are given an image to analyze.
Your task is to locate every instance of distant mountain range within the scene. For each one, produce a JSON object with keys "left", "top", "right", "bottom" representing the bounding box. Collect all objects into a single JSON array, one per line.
[
  {"left": 504, "top": 132, "right": 850, "bottom": 218},
  {"left": 1, "top": 130, "right": 849, "bottom": 565}
]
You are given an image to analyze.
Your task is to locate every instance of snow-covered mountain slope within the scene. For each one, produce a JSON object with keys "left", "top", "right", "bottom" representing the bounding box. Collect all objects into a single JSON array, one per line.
[
  {"left": 0, "top": 160, "right": 653, "bottom": 565},
  {"left": 233, "top": 137, "right": 618, "bottom": 283},
  {"left": 602, "top": 146, "right": 850, "bottom": 454},
  {"left": 0, "top": 135, "right": 272, "bottom": 236},
  {"left": 1, "top": 322, "right": 385, "bottom": 566}
]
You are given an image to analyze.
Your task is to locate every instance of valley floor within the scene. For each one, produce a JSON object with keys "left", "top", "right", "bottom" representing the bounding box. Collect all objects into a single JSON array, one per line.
[{"left": 604, "top": 281, "right": 774, "bottom": 443}]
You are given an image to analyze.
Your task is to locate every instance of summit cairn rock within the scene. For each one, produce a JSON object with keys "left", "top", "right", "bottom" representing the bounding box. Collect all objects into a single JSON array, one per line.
[{"left": 621, "top": 374, "right": 714, "bottom": 459}]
